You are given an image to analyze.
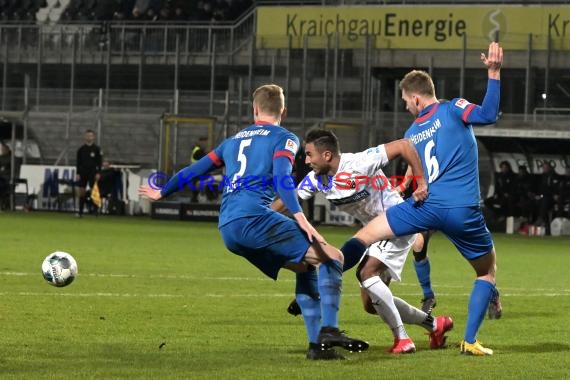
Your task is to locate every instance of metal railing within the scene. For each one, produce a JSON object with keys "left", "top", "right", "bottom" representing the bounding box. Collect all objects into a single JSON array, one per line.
[
  {"left": 533, "top": 107, "right": 570, "bottom": 122},
  {"left": 0, "top": 10, "right": 256, "bottom": 63},
  {"left": 1, "top": 6, "right": 570, "bottom": 134}
]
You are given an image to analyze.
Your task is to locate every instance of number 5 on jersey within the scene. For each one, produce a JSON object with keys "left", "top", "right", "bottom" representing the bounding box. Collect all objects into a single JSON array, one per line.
[{"left": 229, "top": 139, "right": 252, "bottom": 191}]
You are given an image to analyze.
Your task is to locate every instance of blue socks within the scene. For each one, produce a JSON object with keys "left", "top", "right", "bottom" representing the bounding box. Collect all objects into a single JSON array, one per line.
[
  {"left": 491, "top": 286, "right": 500, "bottom": 302},
  {"left": 341, "top": 238, "right": 367, "bottom": 272},
  {"left": 318, "top": 259, "right": 343, "bottom": 328},
  {"left": 295, "top": 269, "right": 321, "bottom": 343},
  {"left": 464, "top": 279, "right": 495, "bottom": 343},
  {"left": 296, "top": 239, "right": 360, "bottom": 342},
  {"left": 414, "top": 258, "right": 434, "bottom": 298}
]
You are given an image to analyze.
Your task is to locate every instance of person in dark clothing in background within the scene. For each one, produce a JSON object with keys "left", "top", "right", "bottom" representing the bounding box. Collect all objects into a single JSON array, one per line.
[
  {"left": 191, "top": 137, "right": 207, "bottom": 164},
  {"left": 190, "top": 137, "right": 208, "bottom": 202},
  {"left": 537, "top": 162, "right": 561, "bottom": 235},
  {"left": 0, "top": 140, "right": 11, "bottom": 209},
  {"left": 514, "top": 165, "right": 536, "bottom": 223},
  {"left": 98, "top": 160, "right": 123, "bottom": 202},
  {"left": 76, "top": 129, "right": 102, "bottom": 217},
  {"left": 484, "top": 161, "right": 516, "bottom": 220},
  {"left": 556, "top": 166, "right": 570, "bottom": 219},
  {"left": 98, "top": 160, "right": 124, "bottom": 215}
]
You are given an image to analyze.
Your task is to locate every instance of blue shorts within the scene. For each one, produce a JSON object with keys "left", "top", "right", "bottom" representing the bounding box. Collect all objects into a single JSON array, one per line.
[
  {"left": 386, "top": 198, "right": 493, "bottom": 260},
  {"left": 219, "top": 211, "right": 311, "bottom": 280}
]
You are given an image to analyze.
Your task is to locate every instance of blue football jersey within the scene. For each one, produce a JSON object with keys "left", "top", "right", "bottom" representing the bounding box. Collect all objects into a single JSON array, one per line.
[
  {"left": 210, "top": 122, "right": 299, "bottom": 226},
  {"left": 405, "top": 98, "right": 482, "bottom": 207}
]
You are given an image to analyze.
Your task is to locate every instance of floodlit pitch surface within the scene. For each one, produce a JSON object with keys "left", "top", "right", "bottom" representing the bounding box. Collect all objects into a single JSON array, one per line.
[{"left": 1, "top": 212, "right": 569, "bottom": 379}]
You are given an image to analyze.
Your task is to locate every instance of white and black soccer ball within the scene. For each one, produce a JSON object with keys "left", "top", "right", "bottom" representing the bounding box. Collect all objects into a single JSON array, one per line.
[{"left": 42, "top": 251, "right": 78, "bottom": 287}]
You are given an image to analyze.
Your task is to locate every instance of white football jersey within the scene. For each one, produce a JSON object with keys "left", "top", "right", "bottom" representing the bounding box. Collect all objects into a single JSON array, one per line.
[{"left": 297, "top": 144, "right": 403, "bottom": 224}]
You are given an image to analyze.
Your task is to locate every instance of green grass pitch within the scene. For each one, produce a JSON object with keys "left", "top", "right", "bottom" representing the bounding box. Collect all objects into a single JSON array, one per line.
[{"left": 1, "top": 212, "right": 569, "bottom": 379}]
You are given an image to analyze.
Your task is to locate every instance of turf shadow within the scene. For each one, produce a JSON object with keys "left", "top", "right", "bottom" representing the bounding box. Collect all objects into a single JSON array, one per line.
[{"left": 494, "top": 342, "right": 570, "bottom": 354}]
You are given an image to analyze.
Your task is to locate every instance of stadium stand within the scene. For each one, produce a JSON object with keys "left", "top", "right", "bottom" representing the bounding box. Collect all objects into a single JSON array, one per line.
[
  {"left": 0, "top": 0, "right": 45, "bottom": 21},
  {"left": 52, "top": 0, "right": 253, "bottom": 23},
  {"left": 0, "top": 0, "right": 569, "bottom": 223}
]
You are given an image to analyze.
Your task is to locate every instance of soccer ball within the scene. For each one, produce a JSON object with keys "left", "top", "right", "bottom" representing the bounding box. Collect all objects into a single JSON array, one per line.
[{"left": 42, "top": 251, "right": 78, "bottom": 287}]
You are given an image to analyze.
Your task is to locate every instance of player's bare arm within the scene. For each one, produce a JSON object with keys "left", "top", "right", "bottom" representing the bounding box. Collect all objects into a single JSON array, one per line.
[
  {"left": 398, "top": 166, "right": 414, "bottom": 195},
  {"left": 384, "top": 138, "right": 428, "bottom": 202},
  {"left": 481, "top": 41, "right": 503, "bottom": 80}
]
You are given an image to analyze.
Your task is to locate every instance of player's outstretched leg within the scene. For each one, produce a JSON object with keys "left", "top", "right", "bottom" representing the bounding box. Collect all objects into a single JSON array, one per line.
[
  {"left": 393, "top": 297, "right": 453, "bottom": 349},
  {"left": 461, "top": 279, "right": 495, "bottom": 356},
  {"left": 287, "top": 237, "right": 369, "bottom": 317},
  {"left": 487, "top": 286, "right": 502, "bottom": 319},
  {"left": 460, "top": 340, "right": 494, "bottom": 356},
  {"left": 295, "top": 268, "right": 336, "bottom": 360},
  {"left": 412, "top": 231, "right": 436, "bottom": 313},
  {"left": 358, "top": 256, "right": 415, "bottom": 354},
  {"left": 361, "top": 279, "right": 415, "bottom": 354},
  {"left": 316, "top": 259, "right": 369, "bottom": 353},
  {"left": 341, "top": 237, "right": 369, "bottom": 272},
  {"left": 294, "top": 266, "right": 345, "bottom": 360},
  {"left": 460, "top": 249, "right": 496, "bottom": 356},
  {"left": 317, "top": 327, "right": 369, "bottom": 353},
  {"left": 306, "top": 343, "right": 345, "bottom": 360}
]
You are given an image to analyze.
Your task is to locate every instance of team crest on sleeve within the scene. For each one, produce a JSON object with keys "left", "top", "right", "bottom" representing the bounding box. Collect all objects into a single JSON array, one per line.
[
  {"left": 454, "top": 98, "right": 470, "bottom": 109},
  {"left": 284, "top": 139, "right": 298, "bottom": 153}
]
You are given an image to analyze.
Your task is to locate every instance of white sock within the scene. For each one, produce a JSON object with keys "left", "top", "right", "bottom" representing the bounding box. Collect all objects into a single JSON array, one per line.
[
  {"left": 393, "top": 296, "right": 435, "bottom": 331},
  {"left": 361, "top": 276, "right": 408, "bottom": 339}
]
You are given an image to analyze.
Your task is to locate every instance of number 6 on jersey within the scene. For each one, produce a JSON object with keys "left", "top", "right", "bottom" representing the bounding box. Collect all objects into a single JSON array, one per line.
[{"left": 424, "top": 140, "right": 439, "bottom": 183}]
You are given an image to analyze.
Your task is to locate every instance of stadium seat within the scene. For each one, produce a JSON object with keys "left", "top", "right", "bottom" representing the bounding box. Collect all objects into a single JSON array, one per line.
[
  {"left": 55, "top": 178, "right": 76, "bottom": 211},
  {"left": 12, "top": 178, "right": 36, "bottom": 211},
  {"left": 551, "top": 217, "right": 570, "bottom": 236},
  {"left": 0, "top": 0, "right": 16, "bottom": 20},
  {"left": 16, "top": 0, "right": 38, "bottom": 20}
]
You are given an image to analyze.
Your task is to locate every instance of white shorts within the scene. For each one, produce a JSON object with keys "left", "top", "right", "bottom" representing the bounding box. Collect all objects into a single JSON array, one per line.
[{"left": 365, "top": 234, "right": 416, "bottom": 282}]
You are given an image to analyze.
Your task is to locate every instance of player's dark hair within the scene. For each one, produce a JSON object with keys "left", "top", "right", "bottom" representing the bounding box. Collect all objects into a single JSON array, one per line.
[
  {"left": 85, "top": 129, "right": 95, "bottom": 134},
  {"left": 252, "top": 84, "right": 285, "bottom": 117},
  {"left": 399, "top": 70, "right": 435, "bottom": 97},
  {"left": 305, "top": 129, "right": 340, "bottom": 155}
]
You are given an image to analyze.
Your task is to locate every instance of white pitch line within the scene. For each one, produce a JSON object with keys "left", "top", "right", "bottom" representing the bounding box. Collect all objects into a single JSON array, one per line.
[
  {"left": 2, "top": 271, "right": 569, "bottom": 294},
  {"left": 205, "top": 292, "right": 570, "bottom": 298}
]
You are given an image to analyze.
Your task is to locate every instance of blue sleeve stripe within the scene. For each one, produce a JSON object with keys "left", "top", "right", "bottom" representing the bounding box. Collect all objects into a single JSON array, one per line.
[{"left": 273, "top": 150, "right": 294, "bottom": 165}]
